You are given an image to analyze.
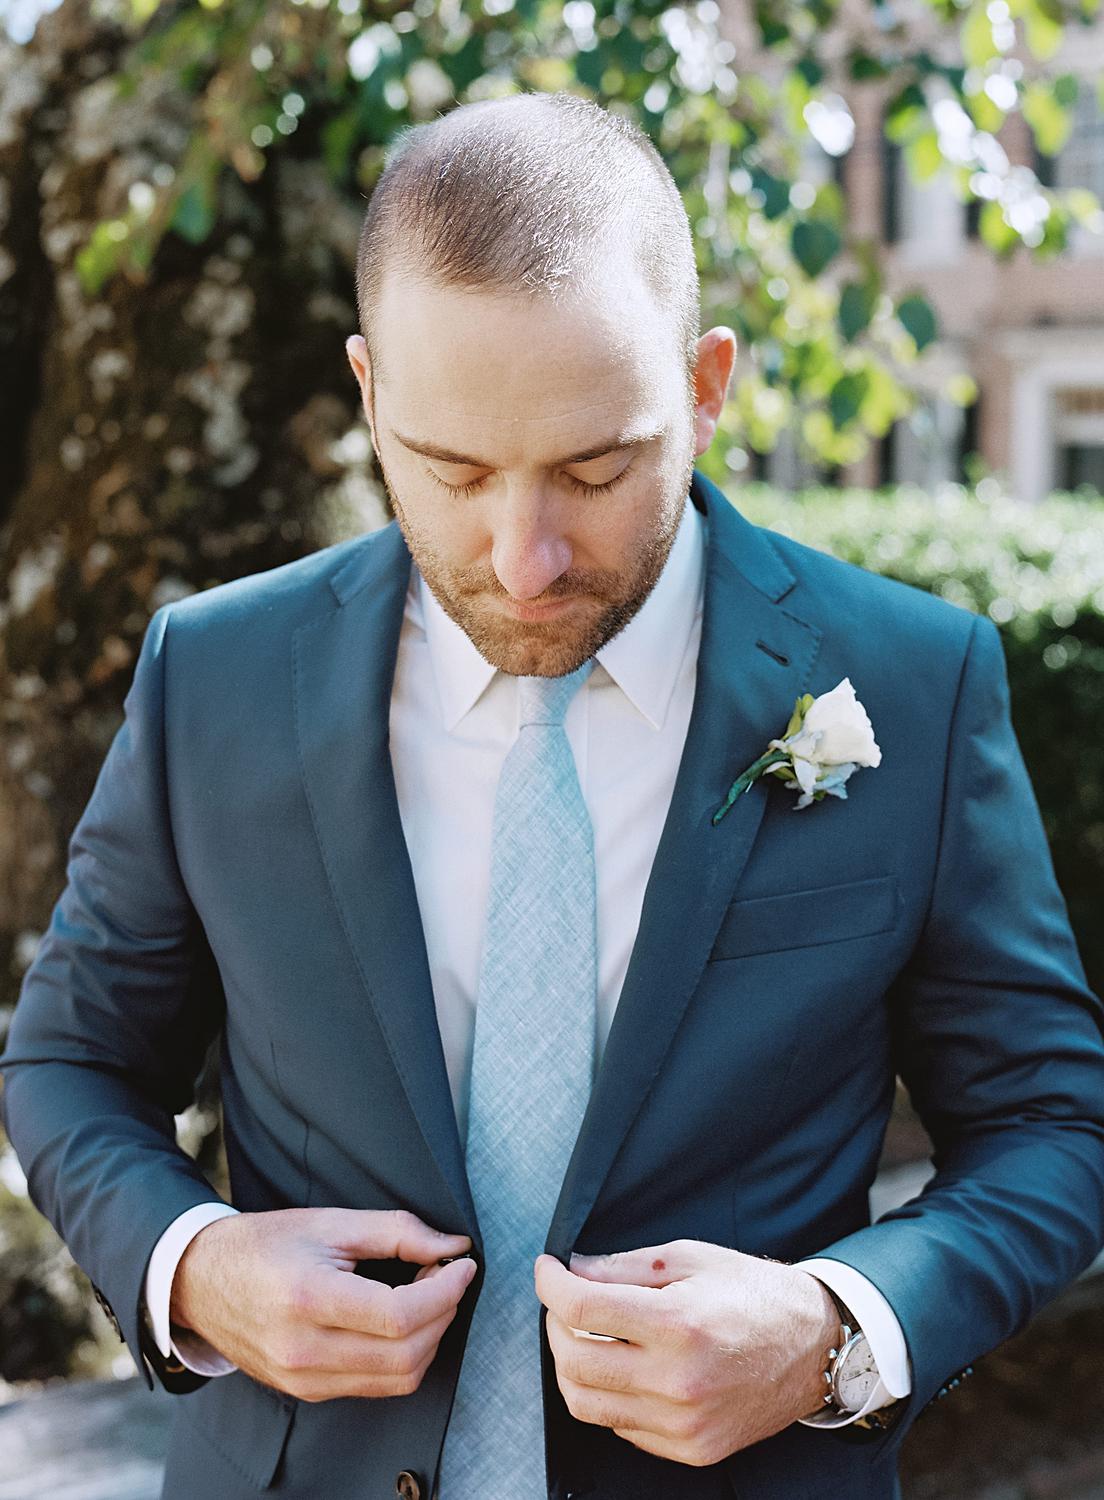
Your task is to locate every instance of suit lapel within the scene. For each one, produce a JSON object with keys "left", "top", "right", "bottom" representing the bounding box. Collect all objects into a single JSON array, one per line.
[
  {"left": 292, "top": 523, "right": 479, "bottom": 1234},
  {"left": 292, "top": 468, "right": 821, "bottom": 1251}
]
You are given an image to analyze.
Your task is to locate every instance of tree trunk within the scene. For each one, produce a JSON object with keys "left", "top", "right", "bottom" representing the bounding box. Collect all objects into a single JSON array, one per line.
[{"left": 0, "top": 0, "right": 385, "bottom": 1022}]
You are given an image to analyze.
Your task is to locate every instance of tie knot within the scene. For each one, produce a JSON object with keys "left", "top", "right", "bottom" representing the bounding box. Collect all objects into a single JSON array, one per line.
[{"left": 516, "top": 658, "right": 596, "bottom": 728}]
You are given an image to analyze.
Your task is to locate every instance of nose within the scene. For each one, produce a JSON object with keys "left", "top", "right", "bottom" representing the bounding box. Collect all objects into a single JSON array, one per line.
[{"left": 490, "top": 500, "right": 573, "bottom": 602}]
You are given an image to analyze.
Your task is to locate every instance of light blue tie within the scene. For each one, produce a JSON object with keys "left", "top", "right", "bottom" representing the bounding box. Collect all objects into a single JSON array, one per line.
[{"left": 436, "top": 657, "right": 599, "bottom": 1500}]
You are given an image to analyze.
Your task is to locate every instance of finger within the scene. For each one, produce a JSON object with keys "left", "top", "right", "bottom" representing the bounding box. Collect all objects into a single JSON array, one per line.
[
  {"left": 286, "top": 1356, "right": 438, "bottom": 1404},
  {"left": 278, "top": 1302, "right": 459, "bottom": 1381},
  {"left": 610, "top": 1425, "right": 677, "bottom": 1462},
  {"left": 309, "top": 1254, "right": 477, "bottom": 1337},
  {"left": 556, "top": 1373, "right": 679, "bottom": 1449},
  {"left": 545, "top": 1311, "right": 640, "bottom": 1392},
  {"left": 317, "top": 1207, "right": 473, "bottom": 1268},
  {"left": 534, "top": 1255, "right": 681, "bottom": 1347},
  {"left": 276, "top": 1308, "right": 461, "bottom": 1403},
  {"left": 565, "top": 1242, "right": 696, "bottom": 1287},
  {"left": 413, "top": 1259, "right": 459, "bottom": 1283}
]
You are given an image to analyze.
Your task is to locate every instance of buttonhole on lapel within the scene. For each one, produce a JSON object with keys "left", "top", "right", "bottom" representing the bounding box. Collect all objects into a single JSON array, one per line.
[{"left": 755, "top": 639, "right": 790, "bottom": 666}]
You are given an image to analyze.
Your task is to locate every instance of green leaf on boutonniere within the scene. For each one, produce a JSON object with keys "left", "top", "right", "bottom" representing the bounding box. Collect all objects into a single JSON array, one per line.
[
  {"left": 766, "top": 761, "right": 797, "bottom": 782},
  {"left": 783, "top": 693, "right": 814, "bottom": 739}
]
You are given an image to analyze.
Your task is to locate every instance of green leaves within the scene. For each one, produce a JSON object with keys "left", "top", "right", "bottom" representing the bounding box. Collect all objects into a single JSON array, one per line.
[
  {"left": 785, "top": 693, "right": 815, "bottom": 739},
  {"left": 897, "top": 294, "right": 938, "bottom": 352},
  {"left": 979, "top": 197, "right": 1022, "bottom": 255},
  {"left": 885, "top": 83, "right": 927, "bottom": 143},
  {"left": 1023, "top": 0, "right": 1066, "bottom": 59},
  {"left": 829, "top": 371, "right": 871, "bottom": 430},
  {"left": 904, "top": 129, "right": 943, "bottom": 183},
  {"left": 751, "top": 167, "right": 793, "bottom": 220},
  {"left": 74, "top": 220, "right": 130, "bottom": 299},
  {"left": 65, "top": 0, "right": 1102, "bottom": 479},
  {"left": 1023, "top": 79, "right": 1073, "bottom": 155},
  {"left": 439, "top": 32, "right": 486, "bottom": 96},
  {"left": 838, "top": 281, "right": 878, "bottom": 342},
  {"left": 170, "top": 177, "right": 217, "bottom": 245},
  {"left": 960, "top": 3, "right": 1000, "bottom": 67},
  {"left": 791, "top": 219, "right": 841, "bottom": 276}
]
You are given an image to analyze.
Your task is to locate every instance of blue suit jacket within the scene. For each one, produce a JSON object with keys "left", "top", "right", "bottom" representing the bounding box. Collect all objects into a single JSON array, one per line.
[{"left": 3, "top": 468, "right": 1103, "bottom": 1500}]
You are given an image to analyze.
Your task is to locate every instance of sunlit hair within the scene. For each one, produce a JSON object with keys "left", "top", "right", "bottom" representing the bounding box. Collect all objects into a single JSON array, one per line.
[{"left": 354, "top": 90, "right": 701, "bottom": 414}]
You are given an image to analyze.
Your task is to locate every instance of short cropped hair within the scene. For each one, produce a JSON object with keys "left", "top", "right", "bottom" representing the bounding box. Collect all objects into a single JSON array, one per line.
[{"left": 354, "top": 90, "right": 700, "bottom": 411}]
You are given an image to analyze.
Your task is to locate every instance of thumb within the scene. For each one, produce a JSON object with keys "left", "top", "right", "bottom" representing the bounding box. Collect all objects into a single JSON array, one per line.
[{"left": 568, "top": 1240, "right": 701, "bottom": 1287}]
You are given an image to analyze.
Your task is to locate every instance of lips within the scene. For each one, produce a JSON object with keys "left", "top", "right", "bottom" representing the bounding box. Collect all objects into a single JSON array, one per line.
[{"left": 500, "top": 596, "right": 578, "bottom": 620}]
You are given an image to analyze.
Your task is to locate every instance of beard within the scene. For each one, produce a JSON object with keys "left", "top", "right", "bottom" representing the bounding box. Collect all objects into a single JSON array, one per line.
[{"left": 374, "top": 441, "right": 696, "bottom": 680}]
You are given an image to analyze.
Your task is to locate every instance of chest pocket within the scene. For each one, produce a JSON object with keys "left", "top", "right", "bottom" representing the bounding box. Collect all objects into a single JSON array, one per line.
[{"left": 709, "top": 873, "right": 901, "bottom": 960}]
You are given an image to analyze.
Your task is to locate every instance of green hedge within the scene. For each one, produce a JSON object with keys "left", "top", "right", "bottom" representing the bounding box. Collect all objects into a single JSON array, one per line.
[{"left": 733, "top": 480, "right": 1104, "bottom": 998}]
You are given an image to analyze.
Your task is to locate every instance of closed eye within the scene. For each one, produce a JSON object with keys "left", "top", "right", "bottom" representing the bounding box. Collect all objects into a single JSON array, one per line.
[{"left": 423, "top": 465, "right": 631, "bottom": 498}]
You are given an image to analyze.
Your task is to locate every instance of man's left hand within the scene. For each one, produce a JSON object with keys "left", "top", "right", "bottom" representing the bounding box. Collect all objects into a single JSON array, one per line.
[{"left": 533, "top": 1239, "right": 839, "bottom": 1467}]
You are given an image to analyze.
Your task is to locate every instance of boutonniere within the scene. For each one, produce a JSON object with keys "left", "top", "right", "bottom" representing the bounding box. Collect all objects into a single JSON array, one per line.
[{"left": 713, "top": 677, "right": 882, "bottom": 824}]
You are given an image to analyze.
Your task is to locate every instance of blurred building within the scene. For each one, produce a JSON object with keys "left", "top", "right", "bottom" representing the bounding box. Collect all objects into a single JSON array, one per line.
[{"left": 730, "top": 8, "right": 1104, "bottom": 501}]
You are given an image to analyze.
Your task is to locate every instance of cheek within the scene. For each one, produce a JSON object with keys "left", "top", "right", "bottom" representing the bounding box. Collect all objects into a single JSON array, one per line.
[
  {"left": 576, "top": 491, "right": 646, "bottom": 554},
  {"left": 402, "top": 494, "right": 474, "bottom": 568}
]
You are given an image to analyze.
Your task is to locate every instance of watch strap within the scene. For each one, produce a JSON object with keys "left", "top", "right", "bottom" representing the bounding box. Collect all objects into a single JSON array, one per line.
[
  {"left": 806, "top": 1285, "right": 858, "bottom": 1419},
  {"left": 822, "top": 1284, "right": 859, "bottom": 1334}
]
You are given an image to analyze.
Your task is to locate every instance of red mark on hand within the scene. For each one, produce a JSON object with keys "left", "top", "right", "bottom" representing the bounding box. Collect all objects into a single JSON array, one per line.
[{"left": 652, "top": 1259, "right": 666, "bottom": 1273}]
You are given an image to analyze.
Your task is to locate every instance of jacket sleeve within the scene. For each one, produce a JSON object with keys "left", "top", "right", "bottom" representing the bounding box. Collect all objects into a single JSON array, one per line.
[
  {"left": 806, "top": 610, "right": 1104, "bottom": 1457},
  {"left": 0, "top": 603, "right": 230, "bottom": 1393}
]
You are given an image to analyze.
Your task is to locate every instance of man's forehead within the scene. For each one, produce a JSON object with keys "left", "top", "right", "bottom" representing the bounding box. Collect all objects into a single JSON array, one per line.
[
  {"left": 373, "top": 272, "right": 680, "bottom": 463},
  {"left": 376, "top": 263, "right": 673, "bottom": 382}
]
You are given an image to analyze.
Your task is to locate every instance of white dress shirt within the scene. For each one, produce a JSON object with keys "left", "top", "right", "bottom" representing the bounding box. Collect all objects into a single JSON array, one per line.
[{"left": 142, "top": 492, "right": 911, "bottom": 1423}]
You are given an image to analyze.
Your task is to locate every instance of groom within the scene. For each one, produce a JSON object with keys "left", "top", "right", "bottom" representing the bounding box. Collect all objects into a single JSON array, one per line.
[{"left": 4, "top": 92, "right": 1104, "bottom": 1500}]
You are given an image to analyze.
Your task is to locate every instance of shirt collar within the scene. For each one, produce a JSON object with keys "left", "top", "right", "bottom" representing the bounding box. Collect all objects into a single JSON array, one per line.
[{"left": 414, "top": 490, "right": 706, "bottom": 733}]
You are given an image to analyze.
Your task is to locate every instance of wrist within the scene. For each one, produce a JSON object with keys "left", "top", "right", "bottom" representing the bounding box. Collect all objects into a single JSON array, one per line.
[
  {"left": 793, "top": 1269, "right": 844, "bottom": 1420},
  {"left": 170, "top": 1212, "right": 238, "bottom": 1334}
]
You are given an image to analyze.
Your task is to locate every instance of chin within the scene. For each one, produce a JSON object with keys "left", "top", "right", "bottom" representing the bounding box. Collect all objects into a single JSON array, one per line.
[
  {"left": 437, "top": 585, "right": 608, "bottom": 677},
  {"left": 478, "top": 623, "right": 592, "bottom": 678}
]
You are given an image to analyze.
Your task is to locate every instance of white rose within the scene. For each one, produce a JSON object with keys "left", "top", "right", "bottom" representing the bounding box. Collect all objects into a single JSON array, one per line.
[{"left": 784, "top": 678, "right": 881, "bottom": 768}]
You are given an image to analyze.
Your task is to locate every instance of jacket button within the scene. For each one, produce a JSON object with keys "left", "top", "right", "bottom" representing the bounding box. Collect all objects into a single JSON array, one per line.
[{"left": 395, "top": 1471, "right": 422, "bottom": 1499}]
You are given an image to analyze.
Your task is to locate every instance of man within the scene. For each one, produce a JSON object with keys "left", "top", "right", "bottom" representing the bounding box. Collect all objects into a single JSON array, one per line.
[{"left": 3, "top": 91, "right": 1103, "bottom": 1500}]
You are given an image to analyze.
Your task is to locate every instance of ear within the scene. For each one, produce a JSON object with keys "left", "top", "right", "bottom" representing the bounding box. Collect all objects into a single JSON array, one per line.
[
  {"left": 345, "top": 333, "right": 367, "bottom": 378},
  {"left": 344, "top": 335, "right": 376, "bottom": 438},
  {"left": 691, "top": 326, "right": 737, "bottom": 455}
]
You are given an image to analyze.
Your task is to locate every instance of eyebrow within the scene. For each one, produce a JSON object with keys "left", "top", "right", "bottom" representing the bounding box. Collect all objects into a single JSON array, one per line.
[{"left": 390, "top": 424, "right": 665, "bottom": 469}]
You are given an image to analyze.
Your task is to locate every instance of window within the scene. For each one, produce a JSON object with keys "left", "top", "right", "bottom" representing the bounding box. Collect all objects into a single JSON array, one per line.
[
  {"left": 882, "top": 130, "right": 969, "bottom": 260},
  {"left": 1034, "top": 77, "right": 1104, "bottom": 255},
  {"left": 882, "top": 395, "right": 971, "bottom": 489},
  {"left": 1055, "top": 386, "right": 1104, "bottom": 495}
]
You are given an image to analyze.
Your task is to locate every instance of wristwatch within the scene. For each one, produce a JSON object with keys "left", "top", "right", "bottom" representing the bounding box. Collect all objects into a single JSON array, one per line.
[{"left": 804, "top": 1287, "right": 883, "bottom": 1423}]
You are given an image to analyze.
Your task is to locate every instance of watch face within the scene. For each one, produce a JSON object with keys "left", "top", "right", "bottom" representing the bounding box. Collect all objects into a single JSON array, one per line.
[{"left": 837, "top": 1335, "right": 880, "bottom": 1411}]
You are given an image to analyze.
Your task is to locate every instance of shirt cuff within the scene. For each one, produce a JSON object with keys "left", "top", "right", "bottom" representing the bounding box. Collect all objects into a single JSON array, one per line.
[
  {"left": 793, "top": 1257, "right": 913, "bottom": 1428},
  {"left": 143, "top": 1200, "right": 242, "bottom": 1376}
]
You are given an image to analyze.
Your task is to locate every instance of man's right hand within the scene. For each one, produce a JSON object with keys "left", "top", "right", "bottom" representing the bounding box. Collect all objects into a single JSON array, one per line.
[{"left": 169, "top": 1207, "right": 478, "bottom": 1402}]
